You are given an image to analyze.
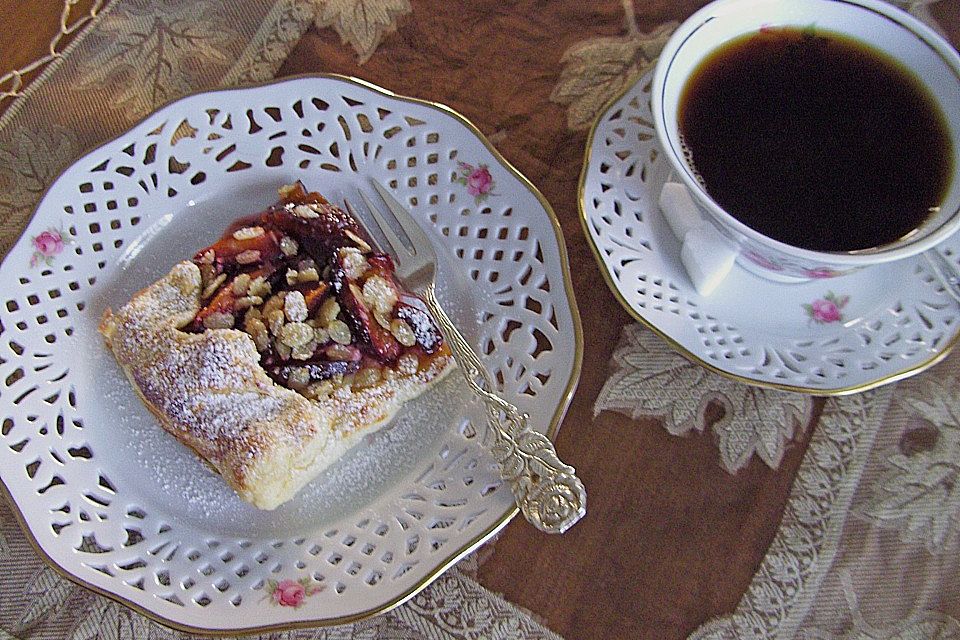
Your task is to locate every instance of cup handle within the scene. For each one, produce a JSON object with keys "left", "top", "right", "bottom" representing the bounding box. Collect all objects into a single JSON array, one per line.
[{"left": 659, "top": 179, "right": 738, "bottom": 295}]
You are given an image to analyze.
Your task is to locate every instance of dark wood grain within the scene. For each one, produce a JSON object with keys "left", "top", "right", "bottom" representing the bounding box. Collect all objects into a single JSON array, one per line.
[
  {"left": 0, "top": 0, "right": 98, "bottom": 116},
  {"left": 0, "top": 0, "right": 63, "bottom": 74}
]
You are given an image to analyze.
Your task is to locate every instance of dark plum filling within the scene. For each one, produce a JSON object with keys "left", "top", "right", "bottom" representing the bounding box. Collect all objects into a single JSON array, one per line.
[{"left": 185, "top": 182, "right": 445, "bottom": 399}]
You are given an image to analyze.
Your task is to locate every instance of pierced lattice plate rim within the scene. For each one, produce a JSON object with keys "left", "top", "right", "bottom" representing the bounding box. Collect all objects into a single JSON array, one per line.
[
  {"left": 0, "top": 75, "right": 582, "bottom": 632},
  {"left": 580, "top": 70, "right": 960, "bottom": 395}
]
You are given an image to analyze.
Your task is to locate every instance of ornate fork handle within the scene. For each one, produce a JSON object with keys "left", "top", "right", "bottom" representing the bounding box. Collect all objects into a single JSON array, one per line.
[{"left": 424, "top": 283, "right": 586, "bottom": 534}]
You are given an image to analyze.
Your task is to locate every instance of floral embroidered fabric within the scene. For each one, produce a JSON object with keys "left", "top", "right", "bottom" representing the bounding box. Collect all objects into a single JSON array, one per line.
[{"left": 1, "top": 0, "right": 959, "bottom": 638}]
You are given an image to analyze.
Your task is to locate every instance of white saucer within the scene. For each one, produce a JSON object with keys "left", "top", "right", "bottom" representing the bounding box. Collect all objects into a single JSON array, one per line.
[{"left": 579, "top": 71, "right": 960, "bottom": 395}]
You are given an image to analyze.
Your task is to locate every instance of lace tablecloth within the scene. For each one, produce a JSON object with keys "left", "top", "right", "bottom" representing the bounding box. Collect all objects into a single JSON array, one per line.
[{"left": 0, "top": 1, "right": 958, "bottom": 638}]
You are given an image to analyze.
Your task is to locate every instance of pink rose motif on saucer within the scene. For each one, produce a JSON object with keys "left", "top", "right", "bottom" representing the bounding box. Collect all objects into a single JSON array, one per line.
[
  {"left": 802, "top": 291, "right": 849, "bottom": 324},
  {"left": 30, "top": 227, "right": 69, "bottom": 268},
  {"left": 743, "top": 249, "right": 783, "bottom": 272},
  {"left": 265, "top": 578, "right": 322, "bottom": 608},
  {"left": 802, "top": 266, "right": 842, "bottom": 279},
  {"left": 456, "top": 161, "right": 497, "bottom": 203}
]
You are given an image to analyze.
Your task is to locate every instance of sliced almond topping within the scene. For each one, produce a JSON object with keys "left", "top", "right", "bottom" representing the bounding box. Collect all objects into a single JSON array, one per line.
[
  {"left": 279, "top": 322, "right": 313, "bottom": 348},
  {"left": 201, "top": 273, "right": 227, "bottom": 300},
  {"left": 198, "top": 249, "right": 216, "bottom": 265},
  {"left": 352, "top": 367, "right": 381, "bottom": 389},
  {"left": 340, "top": 247, "right": 368, "bottom": 279},
  {"left": 253, "top": 331, "right": 271, "bottom": 353},
  {"left": 266, "top": 308, "right": 285, "bottom": 335},
  {"left": 244, "top": 314, "right": 265, "bottom": 333},
  {"left": 275, "top": 340, "right": 292, "bottom": 360},
  {"left": 304, "top": 380, "right": 334, "bottom": 400},
  {"left": 202, "top": 311, "right": 235, "bottom": 330},
  {"left": 232, "top": 226, "right": 265, "bottom": 241},
  {"left": 280, "top": 235, "right": 299, "bottom": 256},
  {"left": 262, "top": 292, "right": 285, "bottom": 316},
  {"left": 291, "top": 339, "right": 317, "bottom": 360},
  {"left": 390, "top": 318, "right": 417, "bottom": 347},
  {"left": 293, "top": 204, "right": 320, "bottom": 219},
  {"left": 243, "top": 317, "right": 270, "bottom": 352},
  {"left": 375, "top": 310, "right": 392, "bottom": 330},
  {"left": 235, "top": 249, "right": 261, "bottom": 265},
  {"left": 234, "top": 295, "right": 264, "bottom": 310},
  {"left": 284, "top": 291, "right": 308, "bottom": 322},
  {"left": 285, "top": 268, "right": 299, "bottom": 286},
  {"left": 278, "top": 183, "right": 298, "bottom": 199},
  {"left": 298, "top": 267, "right": 320, "bottom": 283},
  {"left": 319, "top": 298, "right": 341, "bottom": 325},
  {"left": 362, "top": 275, "right": 398, "bottom": 315},
  {"left": 199, "top": 263, "right": 217, "bottom": 290},
  {"left": 327, "top": 319, "right": 352, "bottom": 345},
  {"left": 344, "top": 228, "right": 372, "bottom": 253},
  {"left": 247, "top": 276, "right": 271, "bottom": 298},
  {"left": 325, "top": 343, "right": 356, "bottom": 360},
  {"left": 232, "top": 273, "right": 251, "bottom": 295}
]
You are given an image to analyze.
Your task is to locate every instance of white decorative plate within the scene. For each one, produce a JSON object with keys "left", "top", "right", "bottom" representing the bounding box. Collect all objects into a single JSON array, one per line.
[
  {"left": 580, "top": 71, "right": 960, "bottom": 395},
  {"left": 0, "top": 75, "right": 581, "bottom": 633}
]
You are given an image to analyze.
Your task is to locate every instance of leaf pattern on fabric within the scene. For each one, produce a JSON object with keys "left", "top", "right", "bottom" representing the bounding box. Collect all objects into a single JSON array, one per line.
[
  {"left": 863, "top": 376, "right": 960, "bottom": 553},
  {"left": 804, "top": 614, "right": 960, "bottom": 640},
  {"left": 78, "top": 0, "right": 237, "bottom": 117},
  {"left": 398, "top": 569, "right": 563, "bottom": 640},
  {"left": 0, "top": 519, "right": 8, "bottom": 560},
  {"left": 69, "top": 599, "right": 177, "bottom": 640},
  {"left": 223, "top": 0, "right": 316, "bottom": 86},
  {"left": 15, "top": 566, "right": 74, "bottom": 634},
  {"left": 550, "top": 22, "right": 676, "bottom": 131},
  {"left": 313, "top": 0, "right": 412, "bottom": 64},
  {"left": 801, "top": 570, "right": 960, "bottom": 640},
  {"left": 0, "top": 127, "right": 77, "bottom": 252},
  {"left": 595, "top": 324, "right": 813, "bottom": 472},
  {"left": 837, "top": 614, "right": 960, "bottom": 640}
]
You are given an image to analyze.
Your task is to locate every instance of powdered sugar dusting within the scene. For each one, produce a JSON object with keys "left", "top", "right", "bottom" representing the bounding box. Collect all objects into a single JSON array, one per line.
[
  {"left": 288, "top": 367, "right": 475, "bottom": 524},
  {"left": 398, "top": 295, "right": 441, "bottom": 352},
  {"left": 166, "top": 391, "right": 284, "bottom": 442},
  {"left": 102, "top": 257, "right": 455, "bottom": 511}
]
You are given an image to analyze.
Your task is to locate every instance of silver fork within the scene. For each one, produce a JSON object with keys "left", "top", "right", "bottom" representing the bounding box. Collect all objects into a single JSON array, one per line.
[{"left": 345, "top": 180, "right": 586, "bottom": 534}]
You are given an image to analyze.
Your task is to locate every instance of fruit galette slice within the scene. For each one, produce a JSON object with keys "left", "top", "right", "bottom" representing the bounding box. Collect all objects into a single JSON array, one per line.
[{"left": 100, "top": 183, "right": 453, "bottom": 509}]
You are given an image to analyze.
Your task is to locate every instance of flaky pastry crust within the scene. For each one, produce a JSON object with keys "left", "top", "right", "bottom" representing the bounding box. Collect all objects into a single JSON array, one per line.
[{"left": 100, "top": 261, "right": 452, "bottom": 510}]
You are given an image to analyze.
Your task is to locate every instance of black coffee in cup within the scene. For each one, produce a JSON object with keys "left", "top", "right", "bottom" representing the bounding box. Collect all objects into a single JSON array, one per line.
[{"left": 678, "top": 27, "right": 953, "bottom": 252}]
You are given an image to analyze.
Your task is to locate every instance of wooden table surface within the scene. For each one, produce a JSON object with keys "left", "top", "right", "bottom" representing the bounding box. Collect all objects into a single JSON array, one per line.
[{"left": 1, "top": 2, "right": 958, "bottom": 639}]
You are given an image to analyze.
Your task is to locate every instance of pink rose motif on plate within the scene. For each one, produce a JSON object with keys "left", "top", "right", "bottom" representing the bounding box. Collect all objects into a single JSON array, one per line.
[
  {"left": 265, "top": 577, "right": 322, "bottom": 608},
  {"left": 456, "top": 161, "right": 497, "bottom": 204},
  {"left": 802, "top": 291, "right": 849, "bottom": 324},
  {"left": 30, "top": 227, "right": 69, "bottom": 268}
]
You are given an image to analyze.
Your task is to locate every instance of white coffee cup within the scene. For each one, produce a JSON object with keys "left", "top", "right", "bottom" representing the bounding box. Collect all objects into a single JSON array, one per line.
[{"left": 651, "top": 0, "right": 960, "bottom": 282}]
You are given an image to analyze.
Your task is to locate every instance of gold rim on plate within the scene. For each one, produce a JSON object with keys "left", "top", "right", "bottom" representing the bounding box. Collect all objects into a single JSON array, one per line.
[{"left": 0, "top": 73, "right": 584, "bottom": 636}]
